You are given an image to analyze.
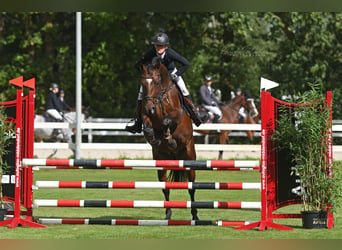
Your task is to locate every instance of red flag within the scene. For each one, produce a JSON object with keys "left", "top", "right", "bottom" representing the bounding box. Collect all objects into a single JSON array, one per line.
[
  {"left": 23, "top": 78, "right": 35, "bottom": 90},
  {"left": 9, "top": 76, "right": 24, "bottom": 88}
]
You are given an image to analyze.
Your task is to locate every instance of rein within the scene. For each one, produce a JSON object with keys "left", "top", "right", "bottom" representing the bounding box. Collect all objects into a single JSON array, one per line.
[{"left": 143, "top": 75, "right": 175, "bottom": 116}]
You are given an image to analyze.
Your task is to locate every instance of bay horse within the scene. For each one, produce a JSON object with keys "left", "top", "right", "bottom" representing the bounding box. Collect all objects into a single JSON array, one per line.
[
  {"left": 196, "top": 95, "right": 258, "bottom": 160},
  {"left": 139, "top": 57, "right": 198, "bottom": 220}
]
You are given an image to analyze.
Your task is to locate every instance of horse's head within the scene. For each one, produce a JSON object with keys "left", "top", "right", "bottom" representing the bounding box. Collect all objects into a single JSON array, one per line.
[
  {"left": 246, "top": 98, "right": 258, "bottom": 118},
  {"left": 230, "top": 95, "right": 258, "bottom": 118},
  {"left": 141, "top": 57, "right": 170, "bottom": 116}
]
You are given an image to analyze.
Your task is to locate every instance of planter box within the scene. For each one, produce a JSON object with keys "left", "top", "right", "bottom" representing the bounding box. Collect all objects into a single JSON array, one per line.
[
  {"left": 302, "top": 211, "right": 327, "bottom": 229},
  {"left": 0, "top": 208, "right": 7, "bottom": 221}
]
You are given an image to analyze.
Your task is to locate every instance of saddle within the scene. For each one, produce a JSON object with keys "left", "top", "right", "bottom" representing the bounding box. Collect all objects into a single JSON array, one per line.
[
  {"left": 43, "top": 112, "right": 59, "bottom": 122},
  {"left": 198, "top": 105, "right": 212, "bottom": 123}
]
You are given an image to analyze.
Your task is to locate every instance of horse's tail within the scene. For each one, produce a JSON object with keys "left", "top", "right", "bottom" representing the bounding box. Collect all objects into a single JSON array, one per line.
[{"left": 168, "top": 170, "right": 188, "bottom": 182}]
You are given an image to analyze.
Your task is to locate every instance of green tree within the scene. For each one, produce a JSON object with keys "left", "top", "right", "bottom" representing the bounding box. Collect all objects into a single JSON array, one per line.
[{"left": 266, "top": 12, "right": 342, "bottom": 118}]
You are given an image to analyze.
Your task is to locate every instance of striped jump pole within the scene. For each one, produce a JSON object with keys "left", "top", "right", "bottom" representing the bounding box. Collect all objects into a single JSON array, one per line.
[
  {"left": 32, "top": 166, "right": 260, "bottom": 171},
  {"left": 22, "top": 159, "right": 260, "bottom": 170},
  {"left": 34, "top": 200, "right": 261, "bottom": 210},
  {"left": 38, "top": 218, "right": 254, "bottom": 226},
  {"left": 35, "top": 181, "right": 261, "bottom": 190}
]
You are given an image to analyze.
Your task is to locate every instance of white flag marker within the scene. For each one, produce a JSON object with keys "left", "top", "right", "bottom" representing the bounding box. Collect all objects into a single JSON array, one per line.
[{"left": 260, "top": 77, "right": 279, "bottom": 91}]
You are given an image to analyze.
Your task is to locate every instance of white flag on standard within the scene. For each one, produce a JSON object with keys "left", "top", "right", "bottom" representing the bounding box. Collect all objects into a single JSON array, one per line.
[{"left": 260, "top": 77, "right": 279, "bottom": 91}]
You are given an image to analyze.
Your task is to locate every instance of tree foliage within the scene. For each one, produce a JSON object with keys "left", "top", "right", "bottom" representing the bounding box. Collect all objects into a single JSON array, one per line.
[{"left": 0, "top": 12, "right": 341, "bottom": 118}]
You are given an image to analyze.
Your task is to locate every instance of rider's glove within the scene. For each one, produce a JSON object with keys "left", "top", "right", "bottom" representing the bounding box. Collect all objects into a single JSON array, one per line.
[{"left": 170, "top": 73, "right": 179, "bottom": 81}]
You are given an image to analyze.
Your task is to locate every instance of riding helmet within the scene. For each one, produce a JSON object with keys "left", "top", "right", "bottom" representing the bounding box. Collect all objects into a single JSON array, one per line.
[
  {"left": 50, "top": 83, "right": 59, "bottom": 89},
  {"left": 151, "top": 32, "right": 170, "bottom": 46},
  {"left": 204, "top": 75, "right": 212, "bottom": 82}
]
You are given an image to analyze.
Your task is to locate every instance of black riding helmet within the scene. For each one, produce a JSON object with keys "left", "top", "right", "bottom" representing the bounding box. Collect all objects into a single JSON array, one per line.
[
  {"left": 151, "top": 32, "right": 170, "bottom": 46},
  {"left": 50, "top": 83, "right": 59, "bottom": 89},
  {"left": 204, "top": 75, "right": 212, "bottom": 82}
]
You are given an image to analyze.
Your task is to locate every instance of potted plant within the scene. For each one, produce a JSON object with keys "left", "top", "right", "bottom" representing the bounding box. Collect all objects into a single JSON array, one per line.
[
  {"left": 0, "top": 104, "right": 14, "bottom": 221},
  {"left": 272, "top": 83, "right": 342, "bottom": 229}
]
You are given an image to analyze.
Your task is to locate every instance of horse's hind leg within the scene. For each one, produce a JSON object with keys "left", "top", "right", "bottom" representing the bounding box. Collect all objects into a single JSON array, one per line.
[
  {"left": 188, "top": 170, "right": 199, "bottom": 220},
  {"left": 185, "top": 141, "right": 199, "bottom": 220},
  {"left": 158, "top": 170, "right": 172, "bottom": 220}
]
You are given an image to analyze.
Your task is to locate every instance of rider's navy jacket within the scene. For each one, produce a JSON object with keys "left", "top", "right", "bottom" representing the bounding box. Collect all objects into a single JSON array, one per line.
[
  {"left": 135, "top": 47, "right": 190, "bottom": 77},
  {"left": 46, "top": 91, "right": 62, "bottom": 112}
]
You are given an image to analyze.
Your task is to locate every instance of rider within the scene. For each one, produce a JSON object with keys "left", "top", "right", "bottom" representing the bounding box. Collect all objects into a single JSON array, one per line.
[
  {"left": 125, "top": 32, "right": 202, "bottom": 134},
  {"left": 59, "top": 89, "right": 72, "bottom": 112},
  {"left": 199, "top": 75, "right": 222, "bottom": 123},
  {"left": 46, "top": 83, "right": 64, "bottom": 122},
  {"left": 46, "top": 83, "right": 64, "bottom": 137}
]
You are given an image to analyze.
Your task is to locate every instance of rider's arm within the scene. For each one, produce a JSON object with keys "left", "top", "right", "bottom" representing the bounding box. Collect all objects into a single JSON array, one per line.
[{"left": 166, "top": 48, "right": 190, "bottom": 76}]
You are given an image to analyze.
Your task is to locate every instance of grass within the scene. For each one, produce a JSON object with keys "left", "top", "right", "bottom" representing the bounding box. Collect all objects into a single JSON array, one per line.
[{"left": 0, "top": 159, "right": 341, "bottom": 239}]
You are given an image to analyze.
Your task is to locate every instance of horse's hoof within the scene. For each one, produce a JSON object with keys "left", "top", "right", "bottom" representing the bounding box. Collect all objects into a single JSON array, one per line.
[
  {"left": 150, "top": 139, "right": 161, "bottom": 146},
  {"left": 165, "top": 209, "right": 172, "bottom": 220},
  {"left": 168, "top": 140, "right": 177, "bottom": 150}
]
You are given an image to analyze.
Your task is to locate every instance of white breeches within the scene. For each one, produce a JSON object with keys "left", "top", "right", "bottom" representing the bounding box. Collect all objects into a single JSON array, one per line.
[
  {"left": 203, "top": 105, "right": 222, "bottom": 120},
  {"left": 239, "top": 107, "right": 247, "bottom": 118},
  {"left": 46, "top": 109, "right": 63, "bottom": 121}
]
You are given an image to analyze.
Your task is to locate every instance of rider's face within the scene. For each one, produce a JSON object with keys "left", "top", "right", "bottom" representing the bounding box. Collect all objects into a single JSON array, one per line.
[{"left": 154, "top": 45, "right": 168, "bottom": 54}]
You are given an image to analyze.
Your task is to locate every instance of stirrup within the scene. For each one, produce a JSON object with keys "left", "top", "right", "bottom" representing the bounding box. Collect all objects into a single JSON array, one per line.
[
  {"left": 193, "top": 117, "right": 202, "bottom": 127},
  {"left": 125, "top": 119, "right": 142, "bottom": 134}
]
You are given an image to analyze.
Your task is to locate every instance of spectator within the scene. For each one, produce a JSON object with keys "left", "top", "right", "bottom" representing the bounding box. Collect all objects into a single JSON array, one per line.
[
  {"left": 46, "top": 83, "right": 63, "bottom": 122},
  {"left": 59, "top": 89, "right": 72, "bottom": 112},
  {"left": 199, "top": 75, "right": 223, "bottom": 123}
]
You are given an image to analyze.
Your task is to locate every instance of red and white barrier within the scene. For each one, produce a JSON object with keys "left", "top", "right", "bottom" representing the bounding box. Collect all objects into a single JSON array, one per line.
[
  {"left": 22, "top": 159, "right": 260, "bottom": 169},
  {"left": 35, "top": 181, "right": 261, "bottom": 190},
  {"left": 34, "top": 200, "right": 261, "bottom": 210},
  {"left": 38, "top": 218, "right": 254, "bottom": 226},
  {"left": 32, "top": 166, "right": 260, "bottom": 171}
]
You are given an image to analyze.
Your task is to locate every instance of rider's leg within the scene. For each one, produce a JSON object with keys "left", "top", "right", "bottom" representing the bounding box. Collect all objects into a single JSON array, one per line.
[
  {"left": 125, "top": 86, "right": 143, "bottom": 134},
  {"left": 203, "top": 105, "right": 222, "bottom": 123},
  {"left": 46, "top": 109, "right": 63, "bottom": 122},
  {"left": 46, "top": 109, "right": 64, "bottom": 136},
  {"left": 238, "top": 107, "right": 246, "bottom": 123},
  {"left": 174, "top": 76, "right": 202, "bottom": 127}
]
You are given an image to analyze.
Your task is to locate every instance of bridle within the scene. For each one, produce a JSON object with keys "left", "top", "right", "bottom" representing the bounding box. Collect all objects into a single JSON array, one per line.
[{"left": 141, "top": 72, "right": 175, "bottom": 116}]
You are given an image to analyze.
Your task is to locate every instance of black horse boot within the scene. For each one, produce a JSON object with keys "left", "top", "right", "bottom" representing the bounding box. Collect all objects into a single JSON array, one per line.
[
  {"left": 125, "top": 100, "right": 143, "bottom": 134},
  {"left": 183, "top": 95, "right": 202, "bottom": 127}
]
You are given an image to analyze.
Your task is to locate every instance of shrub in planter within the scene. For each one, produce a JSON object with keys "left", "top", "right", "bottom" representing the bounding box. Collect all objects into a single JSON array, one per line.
[{"left": 272, "top": 83, "right": 342, "bottom": 228}]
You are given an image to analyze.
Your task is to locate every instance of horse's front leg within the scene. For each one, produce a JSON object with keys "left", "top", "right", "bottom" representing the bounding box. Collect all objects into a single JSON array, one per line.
[
  {"left": 143, "top": 121, "right": 161, "bottom": 146},
  {"left": 162, "top": 117, "right": 177, "bottom": 149}
]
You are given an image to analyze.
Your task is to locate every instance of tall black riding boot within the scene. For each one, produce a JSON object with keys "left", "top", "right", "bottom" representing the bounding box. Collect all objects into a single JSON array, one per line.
[
  {"left": 213, "top": 114, "right": 220, "bottom": 123},
  {"left": 183, "top": 95, "right": 202, "bottom": 127},
  {"left": 125, "top": 100, "right": 143, "bottom": 134}
]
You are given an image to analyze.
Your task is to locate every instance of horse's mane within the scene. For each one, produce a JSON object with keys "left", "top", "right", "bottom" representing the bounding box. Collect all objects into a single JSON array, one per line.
[{"left": 150, "top": 57, "right": 169, "bottom": 82}]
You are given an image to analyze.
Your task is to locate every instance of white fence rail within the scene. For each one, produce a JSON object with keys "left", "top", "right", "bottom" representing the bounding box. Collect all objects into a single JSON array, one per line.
[{"left": 33, "top": 118, "right": 342, "bottom": 154}]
